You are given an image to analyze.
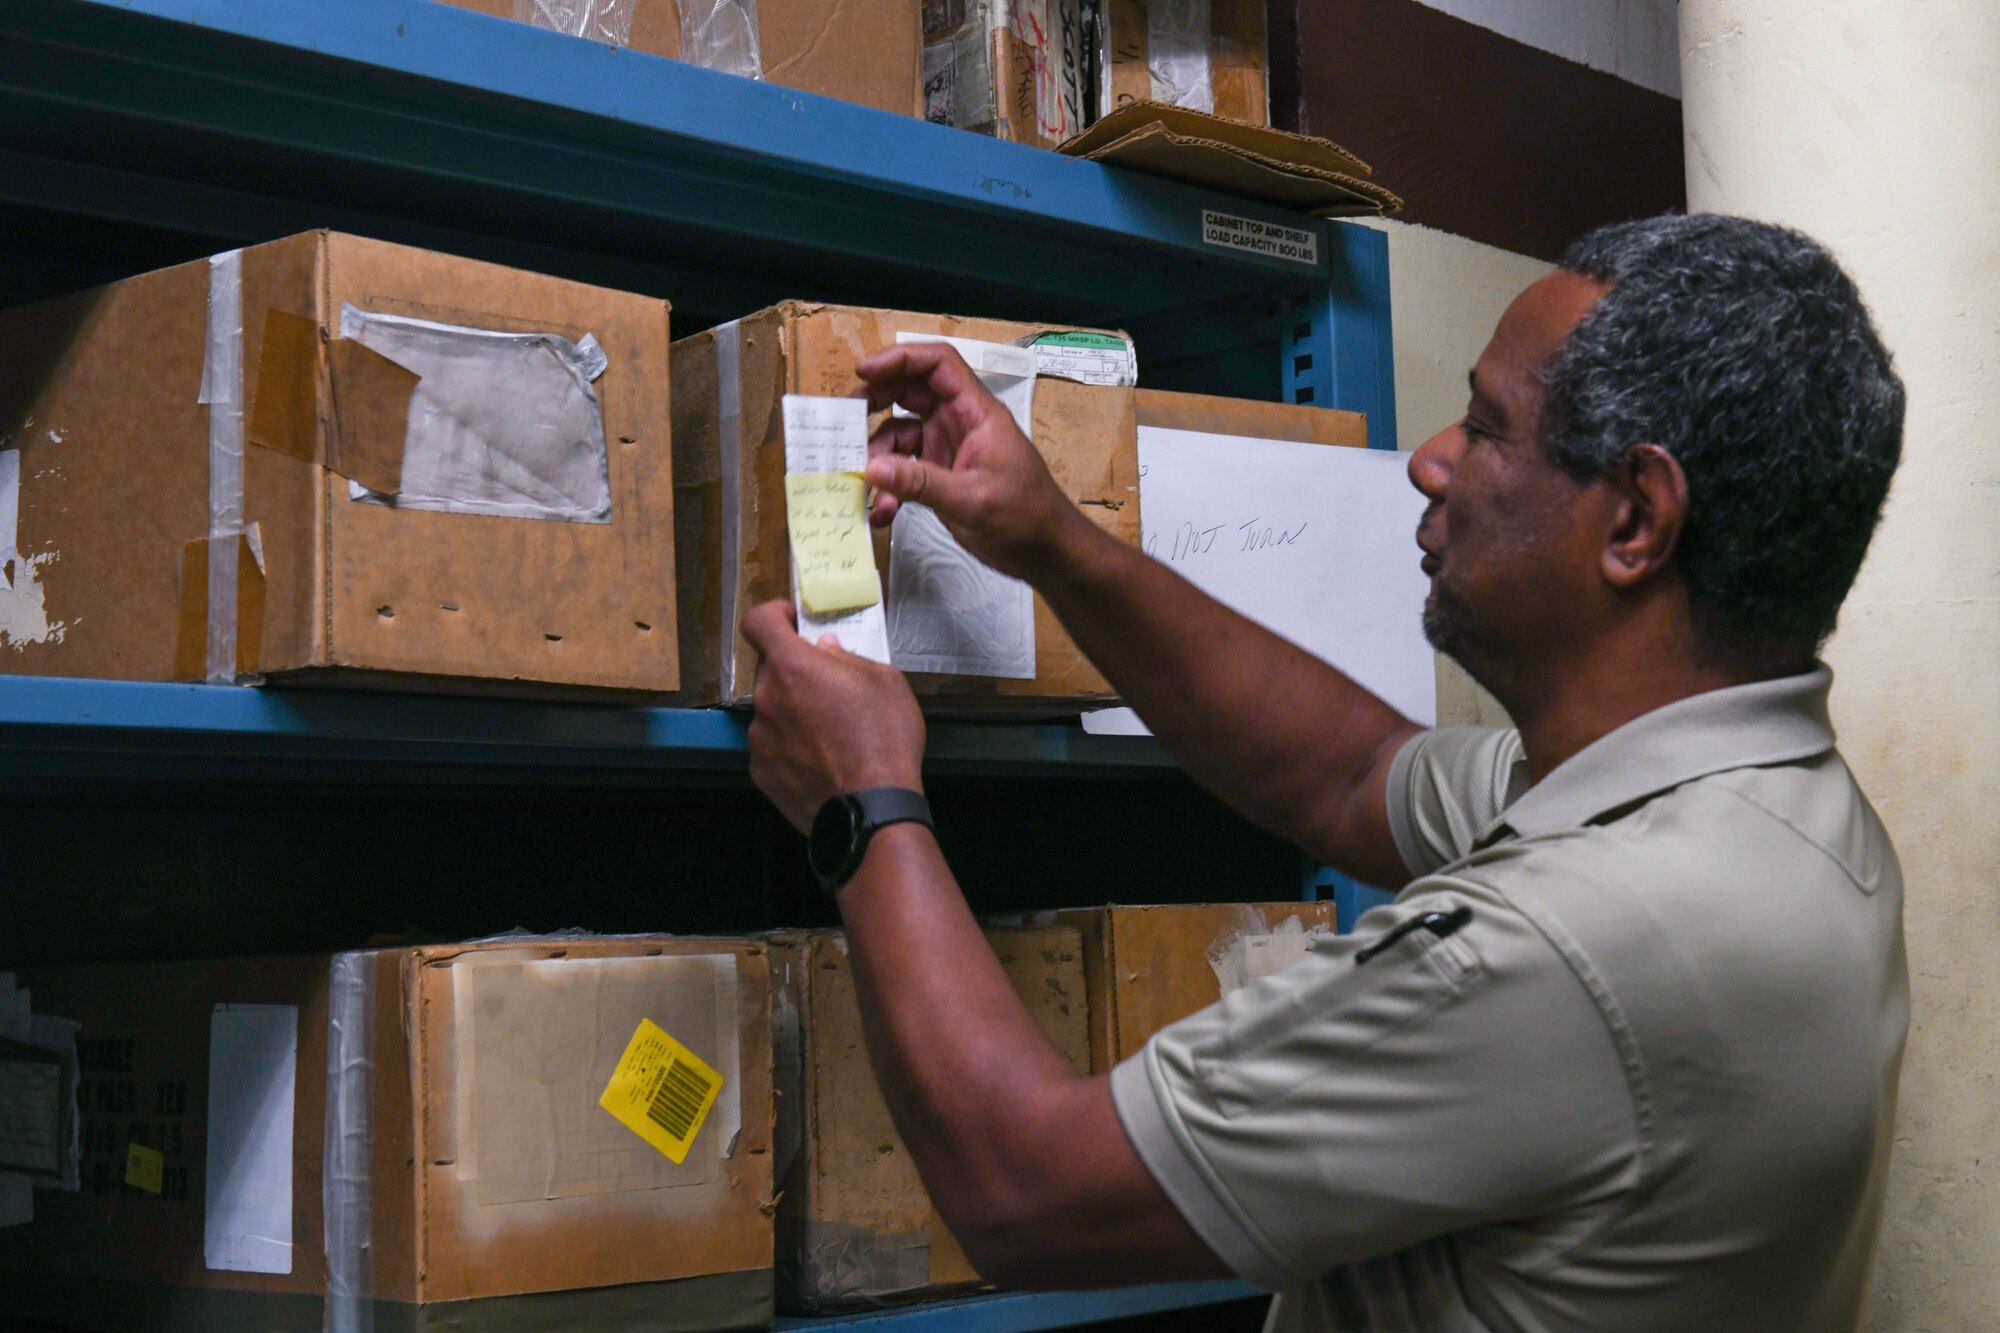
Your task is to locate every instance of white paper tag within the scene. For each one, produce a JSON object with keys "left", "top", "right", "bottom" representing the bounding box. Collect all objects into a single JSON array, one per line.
[
  {"left": 1201, "top": 210, "right": 1321, "bottom": 266},
  {"left": 204, "top": 1005, "right": 296, "bottom": 1275},
  {"left": 781, "top": 395, "right": 892, "bottom": 664},
  {"left": 886, "top": 334, "right": 1038, "bottom": 677}
]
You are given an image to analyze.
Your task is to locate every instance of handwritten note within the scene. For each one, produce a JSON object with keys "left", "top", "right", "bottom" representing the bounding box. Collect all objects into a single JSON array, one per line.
[
  {"left": 781, "top": 395, "right": 892, "bottom": 660},
  {"left": 785, "top": 471, "right": 880, "bottom": 616}
]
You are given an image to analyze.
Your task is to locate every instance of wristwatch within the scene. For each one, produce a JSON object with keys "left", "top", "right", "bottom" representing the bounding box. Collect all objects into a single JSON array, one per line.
[{"left": 808, "top": 788, "right": 934, "bottom": 895}]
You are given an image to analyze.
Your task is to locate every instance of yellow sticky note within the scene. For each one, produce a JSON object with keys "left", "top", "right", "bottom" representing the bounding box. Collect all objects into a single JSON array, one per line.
[
  {"left": 598, "top": 1019, "right": 724, "bottom": 1165},
  {"left": 126, "top": 1142, "right": 165, "bottom": 1195},
  {"left": 785, "top": 471, "right": 881, "bottom": 617}
]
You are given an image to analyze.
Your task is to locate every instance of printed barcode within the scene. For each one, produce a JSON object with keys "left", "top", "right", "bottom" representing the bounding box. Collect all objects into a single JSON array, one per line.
[{"left": 644, "top": 1057, "right": 713, "bottom": 1142}]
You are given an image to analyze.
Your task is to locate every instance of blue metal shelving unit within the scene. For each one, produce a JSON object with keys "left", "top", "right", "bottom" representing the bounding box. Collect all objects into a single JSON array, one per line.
[{"left": 0, "top": 3, "right": 1397, "bottom": 1326}]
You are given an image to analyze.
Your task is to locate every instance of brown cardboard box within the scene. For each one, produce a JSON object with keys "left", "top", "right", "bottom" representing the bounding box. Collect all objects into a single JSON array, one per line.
[
  {"left": 0, "top": 938, "right": 775, "bottom": 1331},
  {"left": 767, "top": 925, "right": 1089, "bottom": 1311},
  {"left": 1136, "top": 387, "right": 1368, "bottom": 446},
  {"left": 442, "top": 0, "right": 923, "bottom": 117},
  {"left": 0, "top": 232, "right": 679, "bottom": 697},
  {"left": 669, "top": 302, "right": 1139, "bottom": 710},
  {"left": 1101, "top": 0, "right": 1270, "bottom": 126},
  {"left": 1039, "top": 903, "right": 1338, "bottom": 1072},
  {"left": 923, "top": 0, "right": 1091, "bottom": 147}
]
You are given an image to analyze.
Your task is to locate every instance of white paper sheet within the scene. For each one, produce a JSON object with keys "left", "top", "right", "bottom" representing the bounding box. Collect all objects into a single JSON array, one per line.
[
  {"left": 1084, "top": 429, "right": 1435, "bottom": 734},
  {"left": 886, "top": 333, "right": 1037, "bottom": 677},
  {"left": 782, "top": 396, "right": 891, "bottom": 663},
  {"left": 205, "top": 1004, "right": 297, "bottom": 1275}
]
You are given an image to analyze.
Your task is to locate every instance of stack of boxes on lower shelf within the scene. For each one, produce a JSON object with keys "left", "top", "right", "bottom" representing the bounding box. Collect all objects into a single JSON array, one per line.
[{"left": 0, "top": 905, "right": 1338, "bottom": 1327}]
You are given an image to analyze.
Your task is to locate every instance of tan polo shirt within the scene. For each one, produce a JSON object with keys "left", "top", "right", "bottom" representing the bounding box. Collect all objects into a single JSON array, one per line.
[{"left": 1112, "top": 668, "right": 1908, "bottom": 1332}]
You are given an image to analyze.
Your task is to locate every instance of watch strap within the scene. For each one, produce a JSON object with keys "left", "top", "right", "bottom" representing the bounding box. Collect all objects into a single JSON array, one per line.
[{"left": 849, "top": 787, "right": 933, "bottom": 835}]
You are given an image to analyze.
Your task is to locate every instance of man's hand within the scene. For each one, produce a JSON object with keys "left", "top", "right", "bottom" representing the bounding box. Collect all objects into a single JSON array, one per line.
[
  {"left": 858, "top": 342, "right": 1090, "bottom": 582},
  {"left": 742, "top": 600, "right": 927, "bottom": 832}
]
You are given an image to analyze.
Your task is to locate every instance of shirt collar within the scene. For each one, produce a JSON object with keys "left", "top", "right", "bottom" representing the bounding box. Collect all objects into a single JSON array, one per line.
[{"left": 1487, "top": 665, "right": 1837, "bottom": 843}]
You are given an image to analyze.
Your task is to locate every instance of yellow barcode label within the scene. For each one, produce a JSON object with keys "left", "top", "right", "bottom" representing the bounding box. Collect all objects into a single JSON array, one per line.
[
  {"left": 126, "top": 1142, "right": 165, "bottom": 1194},
  {"left": 598, "top": 1019, "right": 724, "bottom": 1165}
]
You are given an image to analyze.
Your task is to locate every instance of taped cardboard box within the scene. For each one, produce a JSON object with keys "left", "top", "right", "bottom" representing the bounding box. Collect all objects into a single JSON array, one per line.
[
  {"left": 0, "top": 231, "right": 678, "bottom": 697},
  {"left": 0, "top": 938, "right": 775, "bottom": 1332},
  {"left": 441, "top": 0, "right": 923, "bottom": 117},
  {"left": 1100, "top": 0, "right": 1269, "bottom": 126},
  {"left": 923, "top": 0, "right": 1091, "bottom": 147},
  {"left": 1026, "top": 903, "right": 1338, "bottom": 1072},
  {"left": 767, "top": 925, "right": 1089, "bottom": 1312},
  {"left": 669, "top": 302, "right": 1140, "bottom": 711}
]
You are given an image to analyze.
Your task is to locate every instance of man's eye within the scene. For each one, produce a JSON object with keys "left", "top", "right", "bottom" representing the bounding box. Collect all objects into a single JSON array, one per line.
[{"left": 1461, "top": 420, "right": 1490, "bottom": 442}]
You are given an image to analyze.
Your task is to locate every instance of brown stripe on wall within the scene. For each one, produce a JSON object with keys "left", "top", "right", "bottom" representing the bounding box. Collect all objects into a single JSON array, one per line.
[{"left": 1272, "top": 0, "right": 1685, "bottom": 262}]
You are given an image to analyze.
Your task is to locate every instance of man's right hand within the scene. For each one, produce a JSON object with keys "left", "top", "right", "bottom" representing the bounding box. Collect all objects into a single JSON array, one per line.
[{"left": 857, "top": 342, "right": 1089, "bottom": 583}]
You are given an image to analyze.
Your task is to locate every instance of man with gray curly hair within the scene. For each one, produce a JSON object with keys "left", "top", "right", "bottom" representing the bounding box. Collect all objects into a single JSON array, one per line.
[{"left": 741, "top": 213, "right": 1909, "bottom": 1332}]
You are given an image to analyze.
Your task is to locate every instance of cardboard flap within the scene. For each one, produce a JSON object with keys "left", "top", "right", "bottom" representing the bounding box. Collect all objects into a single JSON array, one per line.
[
  {"left": 1064, "top": 99, "right": 1375, "bottom": 175},
  {"left": 1060, "top": 102, "right": 1402, "bottom": 218},
  {"left": 325, "top": 337, "right": 418, "bottom": 497}
]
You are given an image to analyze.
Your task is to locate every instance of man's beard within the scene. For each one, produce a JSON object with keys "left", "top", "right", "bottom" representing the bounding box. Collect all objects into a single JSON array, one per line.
[{"left": 1422, "top": 580, "right": 1502, "bottom": 692}]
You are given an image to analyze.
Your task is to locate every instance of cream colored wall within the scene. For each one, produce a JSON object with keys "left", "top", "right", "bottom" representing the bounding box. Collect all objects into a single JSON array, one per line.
[
  {"left": 1357, "top": 218, "right": 1548, "bottom": 727},
  {"left": 1680, "top": 3, "right": 2000, "bottom": 1328}
]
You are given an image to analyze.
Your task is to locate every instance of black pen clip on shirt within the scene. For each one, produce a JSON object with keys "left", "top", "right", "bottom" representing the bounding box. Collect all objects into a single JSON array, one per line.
[{"left": 1353, "top": 905, "right": 1474, "bottom": 965}]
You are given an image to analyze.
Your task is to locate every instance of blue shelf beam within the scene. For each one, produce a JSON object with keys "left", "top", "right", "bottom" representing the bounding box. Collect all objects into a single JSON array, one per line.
[
  {"left": 0, "top": 677, "right": 1179, "bottom": 787},
  {"left": 775, "top": 1280, "right": 1259, "bottom": 1332}
]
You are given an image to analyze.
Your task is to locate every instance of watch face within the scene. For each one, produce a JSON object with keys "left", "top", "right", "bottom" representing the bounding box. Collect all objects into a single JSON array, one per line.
[{"left": 809, "top": 796, "right": 859, "bottom": 888}]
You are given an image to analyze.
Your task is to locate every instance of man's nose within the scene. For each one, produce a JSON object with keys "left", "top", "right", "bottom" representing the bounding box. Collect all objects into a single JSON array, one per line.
[{"left": 1408, "top": 422, "right": 1459, "bottom": 501}]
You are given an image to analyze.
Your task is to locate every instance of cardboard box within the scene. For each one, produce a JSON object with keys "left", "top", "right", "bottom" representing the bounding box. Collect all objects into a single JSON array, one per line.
[
  {"left": 768, "top": 925, "right": 1089, "bottom": 1311},
  {"left": 1036, "top": 903, "right": 1338, "bottom": 1072},
  {"left": 1101, "top": 0, "right": 1270, "bottom": 126},
  {"left": 1136, "top": 387, "right": 1368, "bottom": 446},
  {"left": 0, "top": 232, "right": 678, "bottom": 697},
  {"left": 0, "top": 938, "right": 775, "bottom": 1331},
  {"left": 670, "top": 302, "right": 1140, "bottom": 710},
  {"left": 442, "top": 0, "right": 923, "bottom": 118},
  {"left": 923, "top": 0, "right": 1091, "bottom": 147}
]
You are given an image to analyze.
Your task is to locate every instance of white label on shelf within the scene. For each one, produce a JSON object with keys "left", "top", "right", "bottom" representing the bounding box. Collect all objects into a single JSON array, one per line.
[{"left": 1200, "top": 211, "right": 1320, "bottom": 266}]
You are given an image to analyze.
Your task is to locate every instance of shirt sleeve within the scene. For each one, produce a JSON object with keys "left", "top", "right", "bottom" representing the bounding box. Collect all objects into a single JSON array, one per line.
[
  {"left": 1110, "top": 880, "right": 1640, "bottom": 1290},
  {"left": 1385, "top": 727, "right": 1528, "bottom": 877}
]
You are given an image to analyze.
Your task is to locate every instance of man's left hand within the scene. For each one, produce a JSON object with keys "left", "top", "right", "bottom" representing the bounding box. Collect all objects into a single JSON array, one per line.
[{"left": 742, "top": 600, "right": 927, "bottom": 833}]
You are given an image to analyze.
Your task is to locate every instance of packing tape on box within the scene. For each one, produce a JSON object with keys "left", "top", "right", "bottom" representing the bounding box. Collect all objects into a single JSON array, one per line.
[
  {"left": 793, "top": 1221, "right": 936, "bottom": 1309},
  {"left": 197, "top": 249, "right": 248, "bottom": 685},
  {"left": 678, "top": 0, "right": 762, "bottom": 79},
  {"left": 516, "top": 0, "right": 639, "bottom": 49},
  {"left": 171, "top": 526, "right": 266, "bottom": 684},
  {"left": 714, "top": 319, "right": 745, "bottom": 701},
  {"left": 1147, "top": 0, "right": 1215, "bottom": 114},
  {"left": 325, "top": 951, "right": 376, "bottom": 1333}
]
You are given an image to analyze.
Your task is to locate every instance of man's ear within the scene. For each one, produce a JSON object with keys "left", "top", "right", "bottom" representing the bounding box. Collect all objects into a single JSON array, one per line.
[{"left": 1601, "top": 443, "right": 1688, "bottom": 588}]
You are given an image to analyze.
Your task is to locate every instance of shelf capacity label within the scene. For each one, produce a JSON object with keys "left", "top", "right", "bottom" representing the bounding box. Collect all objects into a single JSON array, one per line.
[{"left": 1201, "top": 211, "right": 1320, "bottom": 266}]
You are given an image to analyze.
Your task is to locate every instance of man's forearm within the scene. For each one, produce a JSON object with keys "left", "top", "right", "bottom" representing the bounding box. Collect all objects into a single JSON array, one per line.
[
  {"left": 833, "top": 824, "right": 1227, "bottom": 1286},
  {"left": 1032, "top": 515, "right": 1421, "bottom": 885}
]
